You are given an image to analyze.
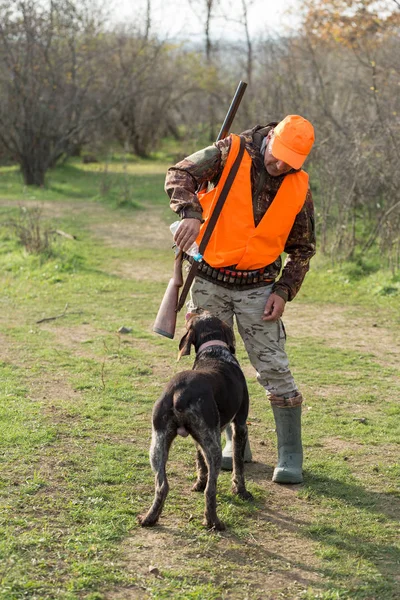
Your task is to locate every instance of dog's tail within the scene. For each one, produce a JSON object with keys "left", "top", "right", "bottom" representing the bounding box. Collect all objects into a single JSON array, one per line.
[
  {"left": 173, "top": 390, "right": 192, "bottom": 438},
  {"left": 173, "top": 390, "right": 190, "bottom": 413}
]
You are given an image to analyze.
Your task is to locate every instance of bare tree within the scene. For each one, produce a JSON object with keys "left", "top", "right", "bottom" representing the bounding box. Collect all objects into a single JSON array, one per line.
[
  {"left": 188, "top": 0, "right": 221, "bottom": 141},
  {"left": 144, "top": 0, "right": 151, "bottom": 40},
  {"left": 0, "top": 0, "right": 123, "bottom": 185},
  {"left": 286, "top": 0, "right": 400, "bottom": 265},
  {"left": 240, "top": 0, "right": 254, "bottom": 88},
  {"left": 114, "top": 30, "right": 208, "bottom": 157}
]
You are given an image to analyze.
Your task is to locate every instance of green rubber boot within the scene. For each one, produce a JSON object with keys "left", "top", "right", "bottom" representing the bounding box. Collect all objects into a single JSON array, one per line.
[
  {"left": 271, "top": 404, "right": 303, "bottom": 484},
  {"left": 221, "top": 424, "right": 252, "bottom": 471}
]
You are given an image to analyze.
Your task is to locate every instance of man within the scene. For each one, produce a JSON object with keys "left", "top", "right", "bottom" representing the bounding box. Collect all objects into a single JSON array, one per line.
[{"left": 165, "top": 115, "right": 316, "bottom": 484}]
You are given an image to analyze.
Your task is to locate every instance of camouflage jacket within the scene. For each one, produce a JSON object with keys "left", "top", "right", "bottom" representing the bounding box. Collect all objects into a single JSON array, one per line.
[{"left": 164, "top": 124, "right": 316, "bottom": 302}]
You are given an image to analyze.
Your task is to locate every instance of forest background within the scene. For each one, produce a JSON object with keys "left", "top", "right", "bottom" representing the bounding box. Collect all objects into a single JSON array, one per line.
[{"left": 0, "top": 0, "right": 399, "bottom": 273}]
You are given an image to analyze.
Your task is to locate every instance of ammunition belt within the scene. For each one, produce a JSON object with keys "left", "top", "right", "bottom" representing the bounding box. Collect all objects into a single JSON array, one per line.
[{"left": 186, "top": 256, "right": 275, "bottom": 289}]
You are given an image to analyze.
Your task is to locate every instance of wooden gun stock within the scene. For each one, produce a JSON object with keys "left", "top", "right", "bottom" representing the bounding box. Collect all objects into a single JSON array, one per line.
[
  {"left": 153, "top": 80, "right": 247, "bottom": 339},
  {"left": 152, "top": 251, "right": 183, "bottom": 339}
]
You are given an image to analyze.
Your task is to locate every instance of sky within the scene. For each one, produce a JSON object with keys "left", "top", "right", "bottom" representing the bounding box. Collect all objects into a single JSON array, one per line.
[{"left": 111, "top": 0, "right": 300, "bottom": 41}]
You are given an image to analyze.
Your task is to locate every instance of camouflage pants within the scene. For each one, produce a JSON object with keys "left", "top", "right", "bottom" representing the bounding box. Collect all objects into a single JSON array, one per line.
[{"left": 187, "top": 277, "right": 298, "bottom": 398}]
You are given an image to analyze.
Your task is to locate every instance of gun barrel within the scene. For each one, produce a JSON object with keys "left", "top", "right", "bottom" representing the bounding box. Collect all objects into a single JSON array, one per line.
[
  {"left": 216, "top": 81, "right": 247, "bottom": 141},
  {"left": 154, "top": 82, "right": 247, "bottom": 338}
]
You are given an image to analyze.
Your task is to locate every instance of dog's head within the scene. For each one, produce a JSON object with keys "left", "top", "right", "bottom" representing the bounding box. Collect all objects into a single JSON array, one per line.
[{"left": 178, "top": 311, "right": 235, "bottom": 360}]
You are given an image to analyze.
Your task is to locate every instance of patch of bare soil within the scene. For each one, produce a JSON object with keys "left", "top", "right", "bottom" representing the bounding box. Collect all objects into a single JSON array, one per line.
[
  {"left": 109, "top": 258, "right": 171, "bottom": 282},
  {"left": 322, "top": 436, "right": 365, "bottom": 453},
  {"left": 284, "top": 302, "right": 400, "bottom": 369},
  {"left": 89, "top": 206, "right": 174, "bottom": 281},
  {"left": 90, "top": 206, "right": 171, "bottom": 252},
  {"left": 108, "top": 463, "right": 323, "bottom": 600},
  {"left": 0, "top": 197, "right": 110, "bottom": 221},
  {"left": 38, "top": 322, "right": 107, "bottom": 359}
]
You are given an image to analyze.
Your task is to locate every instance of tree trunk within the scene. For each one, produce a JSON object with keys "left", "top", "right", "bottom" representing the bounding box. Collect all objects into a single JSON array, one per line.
[{"left": 20, "top": 158, "right": 46, "bottom": 187}]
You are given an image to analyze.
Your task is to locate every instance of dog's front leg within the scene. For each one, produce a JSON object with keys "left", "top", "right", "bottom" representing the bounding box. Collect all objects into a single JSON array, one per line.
[
  {"left": 197, "top": 430, "right": 225, "bottom": 531},
  {"left": 231, "top": 422, "right": 253, "bottom": 501},
  {"left": 192, "top": 445, "right": 208, "bottom": 492},
  {"left": 138, "top": 427, "right": 175, "bottom": 527}
]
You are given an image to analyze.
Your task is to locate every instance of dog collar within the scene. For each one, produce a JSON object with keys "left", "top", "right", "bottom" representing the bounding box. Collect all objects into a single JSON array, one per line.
[{"left": 197, "top": 340, "right": 230, "bottom": 354}]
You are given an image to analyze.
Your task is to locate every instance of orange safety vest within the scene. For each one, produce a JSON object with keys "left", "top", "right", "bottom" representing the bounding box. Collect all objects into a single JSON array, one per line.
[{"left": 196, "top": 134, "right": 309, "bottom": 270}]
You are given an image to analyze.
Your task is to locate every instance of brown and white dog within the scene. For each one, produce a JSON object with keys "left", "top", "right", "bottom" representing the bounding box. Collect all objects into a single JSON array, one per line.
[{"left": 138, "top": 312, "right": 253, "bottom": 531}]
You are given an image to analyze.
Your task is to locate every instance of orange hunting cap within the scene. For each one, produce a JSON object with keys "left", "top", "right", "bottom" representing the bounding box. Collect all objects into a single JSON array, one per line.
[{"left": 271, "top": 115, "right": 315, "bottom": 170}]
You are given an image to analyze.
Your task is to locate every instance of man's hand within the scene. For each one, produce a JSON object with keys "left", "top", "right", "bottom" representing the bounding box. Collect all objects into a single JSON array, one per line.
[
  {"left": 174, "top": 218, "right": 201, "bottom": 252},
  {"left": 262, "top": 293, "right": 286, "bottom": 321}
]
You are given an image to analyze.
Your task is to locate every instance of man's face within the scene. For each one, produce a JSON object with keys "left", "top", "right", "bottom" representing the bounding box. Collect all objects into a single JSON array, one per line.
[{"left": 263, "top": 134, "right": 293, "bottom": 177}]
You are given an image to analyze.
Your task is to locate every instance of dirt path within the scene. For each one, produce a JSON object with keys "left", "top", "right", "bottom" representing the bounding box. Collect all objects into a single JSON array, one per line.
[
  {"left": 2, "top": 198, "right": 398, "bottom": 599},
  {"left": 88, "top": 205, "right": 399, "bottom": 599},
  {"left": 285, "top": 302, "right": 400, "bottom": 369}
]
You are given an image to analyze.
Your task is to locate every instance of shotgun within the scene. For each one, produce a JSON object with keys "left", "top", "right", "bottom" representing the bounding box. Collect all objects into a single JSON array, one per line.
[{"left": 153, "top": 81, "right": 247, "bottom": 339}]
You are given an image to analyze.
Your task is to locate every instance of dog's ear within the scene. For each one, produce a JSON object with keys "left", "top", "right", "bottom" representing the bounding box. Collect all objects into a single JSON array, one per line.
[
  {"left": 222, "top": 321, "right": 236, "bottom": 354},
  {"left": 177, "top": 328, "right": 196, "bottom": 360}
]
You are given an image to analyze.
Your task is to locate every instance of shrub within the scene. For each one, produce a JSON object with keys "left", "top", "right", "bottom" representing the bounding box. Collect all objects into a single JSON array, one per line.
[{"left": 8, "top": 206, "right": 54, "bottom": 255}]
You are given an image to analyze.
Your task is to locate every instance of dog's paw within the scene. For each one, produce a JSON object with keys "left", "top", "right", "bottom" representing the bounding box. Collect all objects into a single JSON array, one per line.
[
  {"left": 192, "top": 480, "right": 207, "bottom": 492},
  {"left": 241, "top": 489, "right": 254, "bottom": 501},
  {"left": 232, "top": 486, "right": 254, "bottom": 501},
  {"left": 137, "top": 513, "right": 158, "bottom": 527},
  {"left": 204, "top": 518, "right": 226, "bottom": 531}
]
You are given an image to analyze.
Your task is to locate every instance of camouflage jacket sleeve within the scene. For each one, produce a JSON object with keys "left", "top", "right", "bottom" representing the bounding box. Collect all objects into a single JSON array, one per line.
[
  {"left": 164, "top": 139, "right": 231, "bottom": 220},
  {"left": 272, "top": 188, "right": 316, "bottom": 302}
]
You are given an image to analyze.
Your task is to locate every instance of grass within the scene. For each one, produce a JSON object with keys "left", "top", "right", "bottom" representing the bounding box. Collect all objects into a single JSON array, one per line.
[
  {"left": 0, "top": 159, "right": 168, "bottom": 210},
  {"left": 0, "top": 158, "right": 399, "bottom": 599}
]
